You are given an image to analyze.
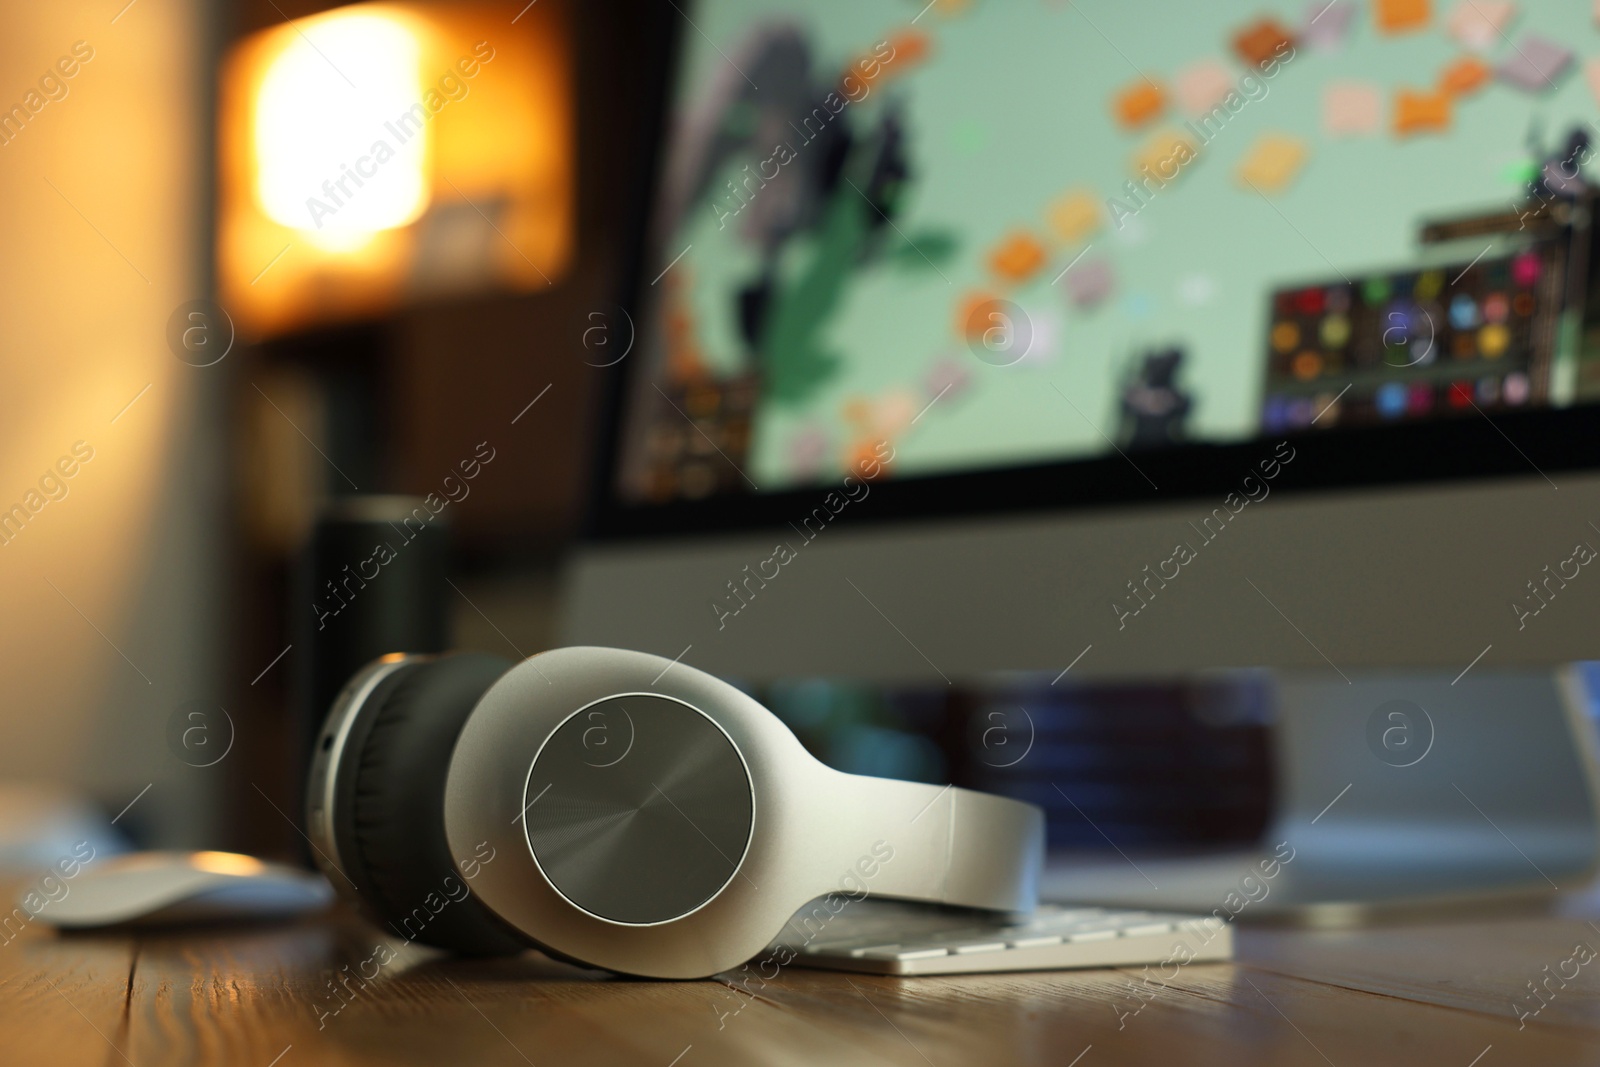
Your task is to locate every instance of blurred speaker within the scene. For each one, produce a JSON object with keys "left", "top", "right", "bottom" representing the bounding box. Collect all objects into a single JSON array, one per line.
[{"left": 292, "top": 496, "right": 451, "bottom": 810}]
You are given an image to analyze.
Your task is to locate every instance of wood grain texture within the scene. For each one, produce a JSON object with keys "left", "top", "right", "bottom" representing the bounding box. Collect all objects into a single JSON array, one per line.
[
  {"left": 0, "top": 920, "right": 135, "bottom": 1067},
  {"left": 1241, "top": 913, "right": 1600, "bottom": 1032},
  {"left": 14, "top": 903, "right": 1600, "bottom": 1065}
]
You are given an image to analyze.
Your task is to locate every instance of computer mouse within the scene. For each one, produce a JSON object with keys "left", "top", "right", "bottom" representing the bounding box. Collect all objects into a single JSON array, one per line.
[{"left": 32, "top": 851, "right": 334, "bottom": 929}]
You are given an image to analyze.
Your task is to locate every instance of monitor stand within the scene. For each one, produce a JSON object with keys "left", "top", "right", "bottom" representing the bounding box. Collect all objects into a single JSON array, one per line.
[{"left": 1041, "top": 667, "right": 1600, "bottom": 921}]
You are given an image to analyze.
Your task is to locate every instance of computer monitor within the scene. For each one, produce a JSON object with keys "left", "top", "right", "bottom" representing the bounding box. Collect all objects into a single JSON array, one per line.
[{"left": 566, "top": 0, "right": 1600, "bottom": 684}]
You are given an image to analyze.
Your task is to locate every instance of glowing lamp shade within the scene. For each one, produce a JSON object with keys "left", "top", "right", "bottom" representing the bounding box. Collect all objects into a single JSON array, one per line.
[
  {"left": 217, "top": 2, "right": 573, "bottom": 337},
  {"left": 252, "top": 13, "right": 429, "bottom": 242}
]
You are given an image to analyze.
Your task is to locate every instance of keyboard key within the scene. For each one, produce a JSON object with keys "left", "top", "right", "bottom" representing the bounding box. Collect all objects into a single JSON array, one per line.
[
  {"left": 846, "top": 944, "right": 901, "bottom": 958},
  {"left": 856, "top": 946, "right": 952, "bottom": 961},
  {"left": 1068, "top": 928, "right": 1119, "bottom": 943},
  {"left": 1023, "top": 908, "right": 1107, "bottom": 927},
  {"left": 1006, "top": 934, "right": 1063, "bottom": 949},
  {"left": 801, "top": 940, "right": 870, "bottom": 955},
  {"left": 950, "top": 940, "right": 1009, "bottom": 955}
]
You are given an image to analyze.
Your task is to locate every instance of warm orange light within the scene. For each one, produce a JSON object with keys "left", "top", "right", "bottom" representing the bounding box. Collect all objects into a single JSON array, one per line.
[
  {"left": 190, "top": 851, "right": 269, "bottom": 877},
  {"left": 217, "top": 1, "right": 573, "bottom": 338},
  {"left": 254, "top": 10, "right": 430, "bottom": 241}
]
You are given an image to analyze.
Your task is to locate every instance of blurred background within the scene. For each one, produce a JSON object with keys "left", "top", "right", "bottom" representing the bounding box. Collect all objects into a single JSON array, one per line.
[
  {"left": 4, "top": 0, "right": 1599, "bottom": 878},
  {"left": 0, "top": 0, "right": 682, "bottom": 857}
]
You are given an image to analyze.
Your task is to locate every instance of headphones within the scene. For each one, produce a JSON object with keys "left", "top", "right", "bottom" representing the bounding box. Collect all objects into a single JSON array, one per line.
[{"left": 306, "top": 646, "right": 1044, "bottom": 978}]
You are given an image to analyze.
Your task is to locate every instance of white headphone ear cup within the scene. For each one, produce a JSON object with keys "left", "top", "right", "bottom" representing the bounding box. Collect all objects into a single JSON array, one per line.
[{"left": 338, "top": 653, "right": 527, "bottom": 955}]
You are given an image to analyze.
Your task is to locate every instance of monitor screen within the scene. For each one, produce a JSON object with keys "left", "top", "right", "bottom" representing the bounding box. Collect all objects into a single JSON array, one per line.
[{"left": 609, "top": 0, "right": 1600, "bottom": 509}]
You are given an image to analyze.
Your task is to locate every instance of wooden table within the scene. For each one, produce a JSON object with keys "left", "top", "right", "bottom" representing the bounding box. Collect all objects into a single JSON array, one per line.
[{"left": 8, "top": 898, "right": 1600, "bottom": 1066}]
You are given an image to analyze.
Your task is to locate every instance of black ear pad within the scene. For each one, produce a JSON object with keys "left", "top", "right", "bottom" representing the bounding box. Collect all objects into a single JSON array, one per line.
[{"left": 333, "top": 652, "right": 527, "bottom": 956}]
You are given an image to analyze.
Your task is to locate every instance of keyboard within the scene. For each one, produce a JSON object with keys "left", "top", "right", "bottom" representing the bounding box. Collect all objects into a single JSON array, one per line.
[{"left": 783, "top": 901, "right": 1233, "bottom": 976}]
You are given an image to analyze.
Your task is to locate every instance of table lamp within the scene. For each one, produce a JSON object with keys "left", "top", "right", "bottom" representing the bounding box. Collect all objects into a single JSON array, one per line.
[{"left": 216, "top": 0, "right": 572, "bottom": 338}]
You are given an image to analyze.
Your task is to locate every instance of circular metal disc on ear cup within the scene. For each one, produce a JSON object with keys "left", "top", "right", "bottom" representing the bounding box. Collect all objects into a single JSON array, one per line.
[{"left": 523, "top": 694, "right": 754, "bottom": 925}]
